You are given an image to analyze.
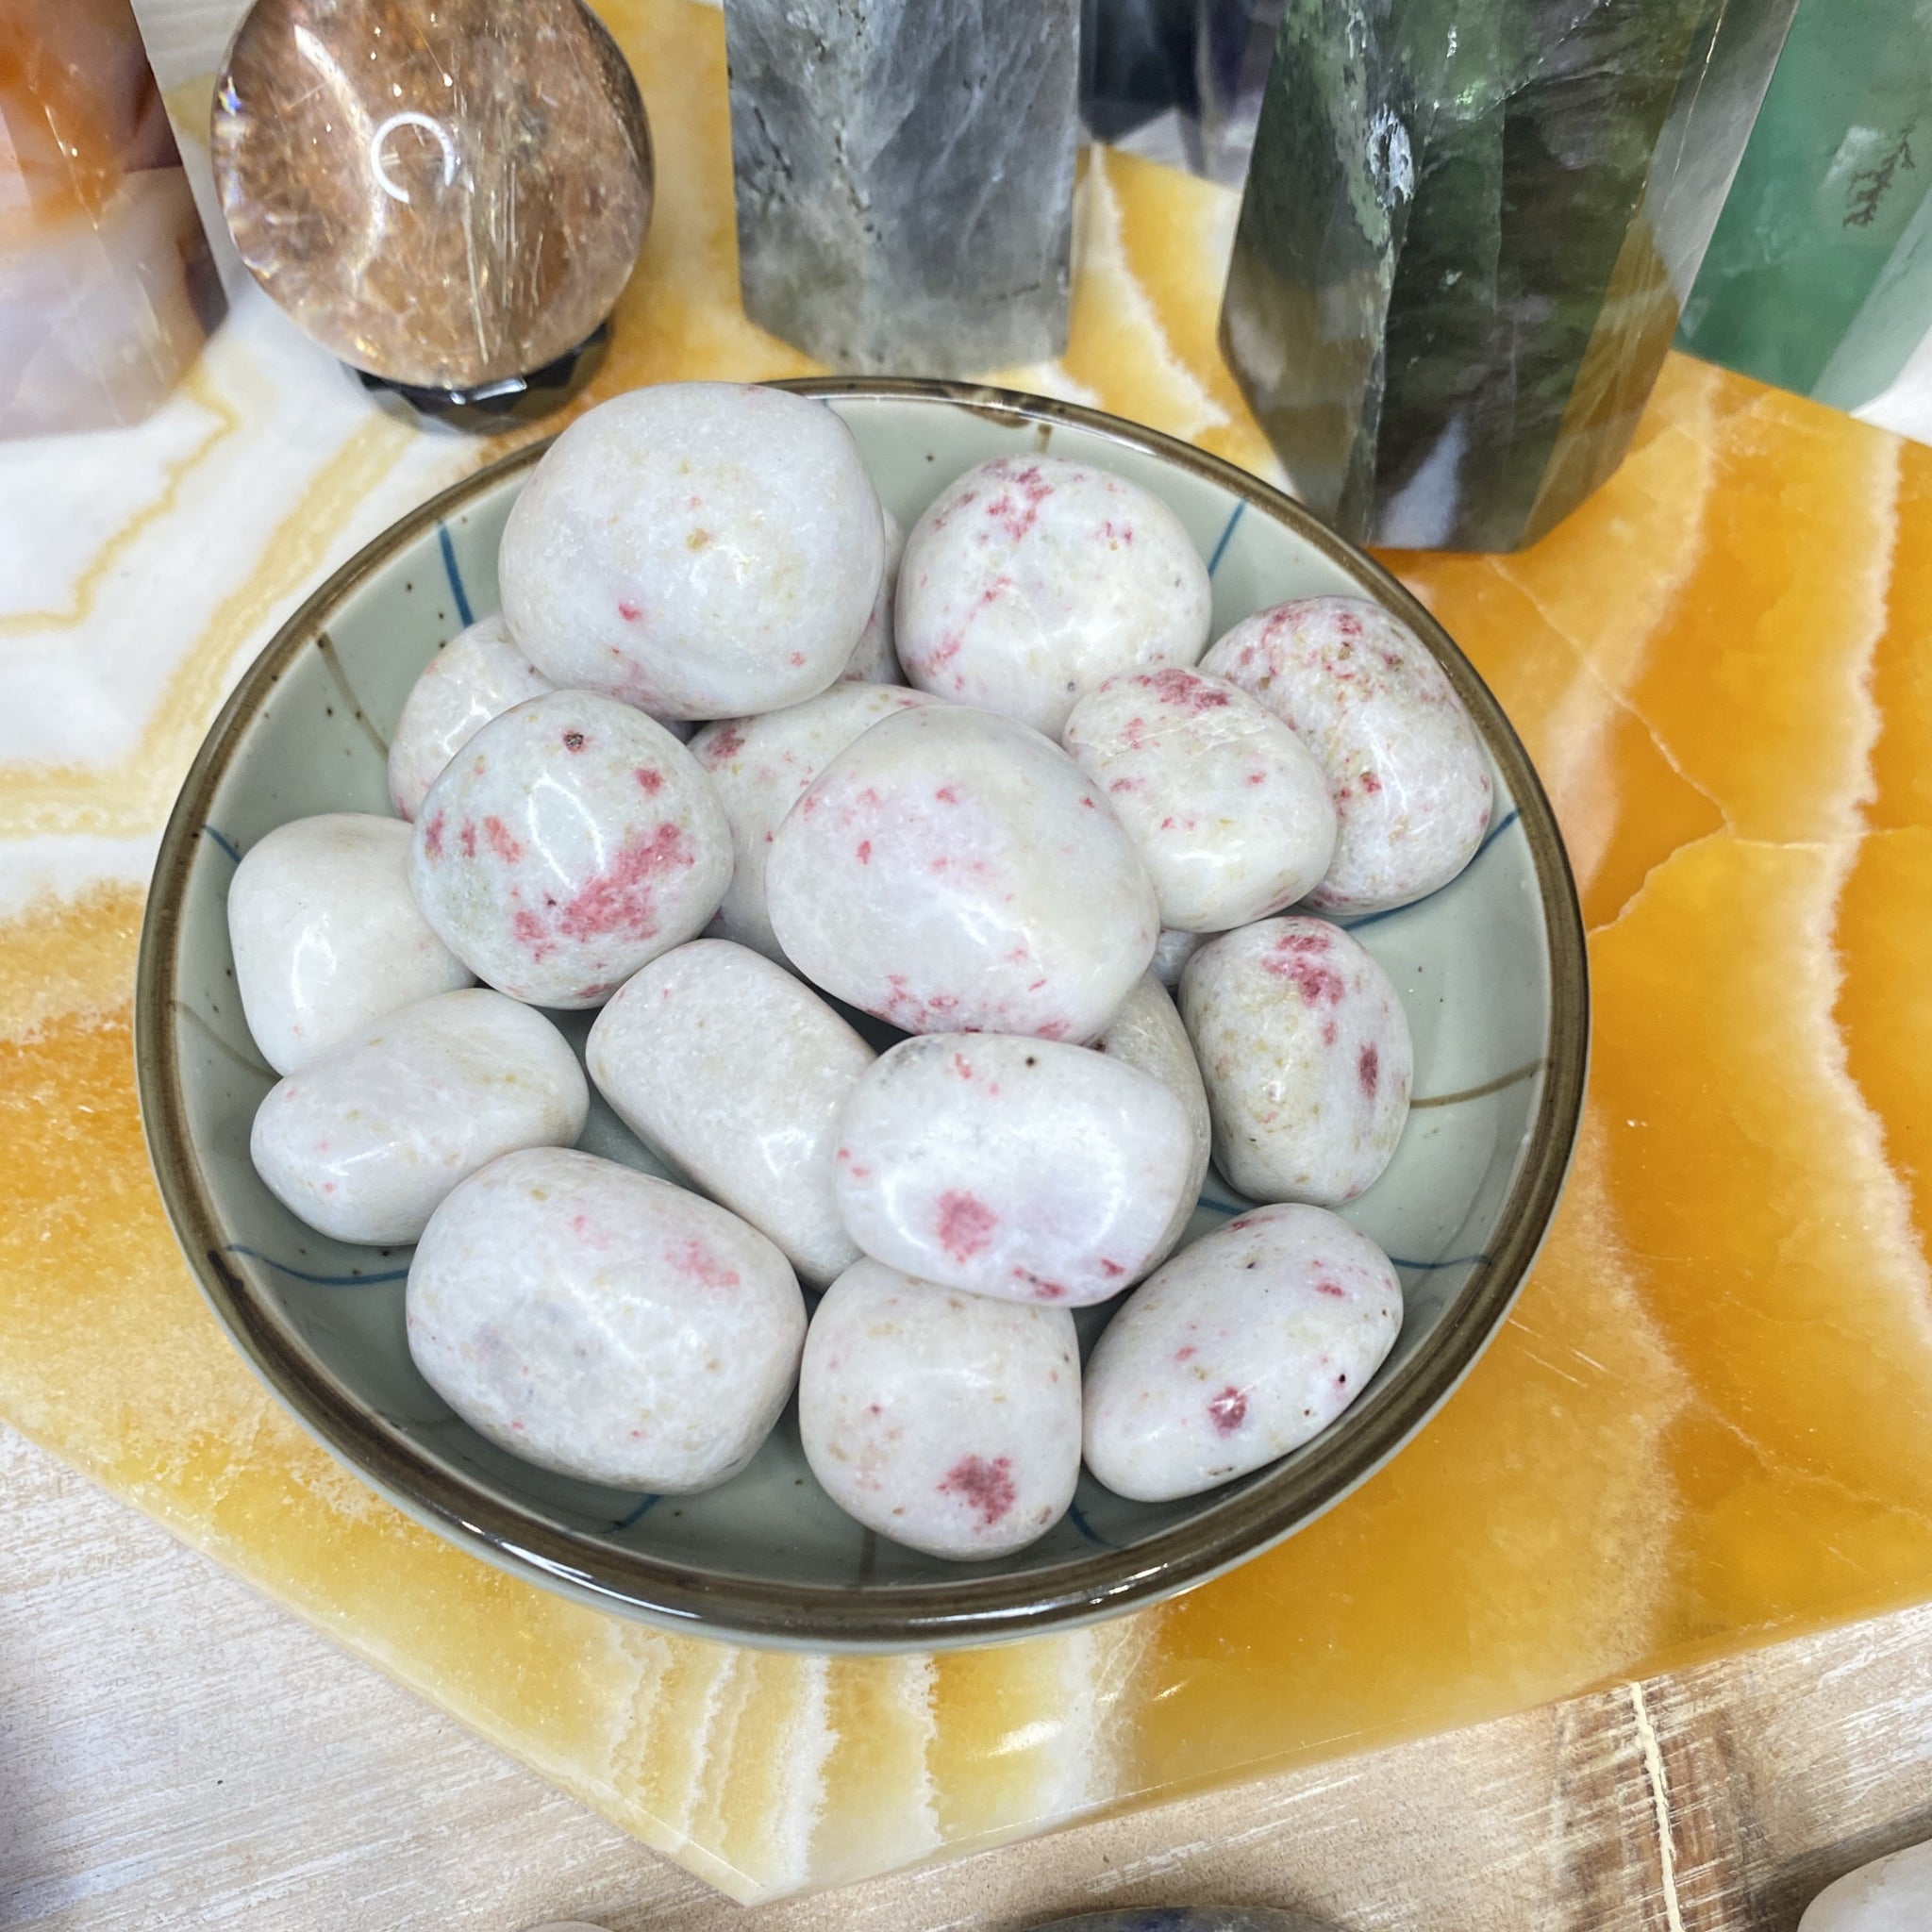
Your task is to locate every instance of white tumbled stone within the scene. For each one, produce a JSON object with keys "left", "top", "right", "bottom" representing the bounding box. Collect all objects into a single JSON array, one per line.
[
  {"left": 587, "top": 940, "right": 874, "bottom": 1288},
  {"left": 228, "top": 811, "right": 472, "bottom": 1075},
  {"left": 408, "top": 1146, "right": 805, "bottom": 1491},
  {"left": 249, "top": 990, "right": 587, "bottom": 1245}
]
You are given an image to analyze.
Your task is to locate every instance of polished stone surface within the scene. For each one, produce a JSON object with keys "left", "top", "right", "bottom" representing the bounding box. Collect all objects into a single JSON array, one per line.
[
  {"left": 212, "top": 0, "right": 652, "bottom": 390},
  {"left": 722, "top": 0, "right": 1079, "bottom": 375},
  {"left": 1677, "top": 0, "right": 1932, "bottom": 413},
  {"left": 1221, "top": 0, "right": 1798, "bottom": 550}
]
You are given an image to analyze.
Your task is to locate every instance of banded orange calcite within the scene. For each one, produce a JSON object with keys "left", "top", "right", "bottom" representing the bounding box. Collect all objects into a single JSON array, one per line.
[{"left": 6, "top": 0, "right": 1932, "bottom": 1904}]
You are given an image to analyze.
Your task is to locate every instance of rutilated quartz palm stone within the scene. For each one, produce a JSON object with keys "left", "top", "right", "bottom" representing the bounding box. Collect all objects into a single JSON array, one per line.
[
  {"left": 211, "top": 0, "right": 652, "bottom": 394},
  {"left": 1676, "top": 0, "right": 1932, "bottom": 412},
  {"left": 1219, "top": 0, "right": 1798, "bottom": 551}
]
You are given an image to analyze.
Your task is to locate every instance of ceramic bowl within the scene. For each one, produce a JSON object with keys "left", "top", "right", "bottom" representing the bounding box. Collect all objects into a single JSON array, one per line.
[{"left": 136, "top": 379, "right": 1587, "bottom": 1652}]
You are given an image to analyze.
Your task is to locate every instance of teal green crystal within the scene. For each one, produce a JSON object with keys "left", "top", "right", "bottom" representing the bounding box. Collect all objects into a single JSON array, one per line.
[{"left": 1677, "top": 0, "right": 1932, "bottom": 411}]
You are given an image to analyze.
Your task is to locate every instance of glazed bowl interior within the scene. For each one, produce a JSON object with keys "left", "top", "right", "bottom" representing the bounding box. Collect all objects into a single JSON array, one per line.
[{"left": 137, "top": 379, "right": 1587, "bottom": 1652}]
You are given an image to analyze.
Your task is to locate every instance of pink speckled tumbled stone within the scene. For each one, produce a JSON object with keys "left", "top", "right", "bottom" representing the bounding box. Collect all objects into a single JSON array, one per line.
[
  {"left": 897, "top": 455, "right": 1211, "bottom": 737},
  {"left": 800, "top": 1258, "right": 1081, "bottom": 1559},
  {"left": 498, "top": 383, "right": 884, "bottom": 720},
  {"left": 1201, "top": 596, "right": 1491, "bottom": 915},
  {"left": 410, "top": 691, "right": 730, "bottom": 1008},
  {"left": 1083, "top": 1203, "right": 1402, "bottom": 1503},
  {"left": 765, "top": 703, "right": 1158, "bottom": 1041},
  {"left": 690, "top": 683, "right": 935, "bottom": 961},
  {"left": 1062, "top": 666, "right": 1335, "bottom": 932},
  {"left": 386, "top": 615, "right": 557, "bottom": 822},
  {"left": 834, "top": 1032, "right": 1194, "bottom": 1307},
  {"left": 407, "top": 1147, "right": 805, "bottom": 1492},
  {"left": 1180, "top": 915, "right": 1412, "bottom": 1207}
]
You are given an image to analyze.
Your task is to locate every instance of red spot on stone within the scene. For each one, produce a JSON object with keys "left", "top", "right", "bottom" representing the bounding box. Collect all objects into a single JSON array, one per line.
[
  {"left": 1079, "top": 795, "right": 1096, "bottom": 809},
  {"left": 856, "top": 840, "right": 873, "bottom": 864},
  {"left": 1099, "top": 1258, "right": 1124, "bottom": 1278},
  {"left": 634, "top": 767, "right": 663, "bottom": 795},
  {"left": 1176, "top": 1344, "right": 1197, "bottom": 1362},
  {"left": 562, "top": 730, "right": 587, "bottom": 752},
  {"left": 935, "top": 1191, "right": 997, "bottom": 1261},
  {"left": 789, "top": 651, "right": 807, "bottom": 666},
  {"left": 1227, "top": 1215, "right": 1255, "bottom": 1231},
  {"left": 935, "top": 785, "right": 961, "bottom": 805},
  {"left": 1315, "top": 1279, "right": 1347, "bottom": 1299},
  {"left": 1208, "top": 1386, "right": 1248, "bottom": 1434},
  {"left": 1323, "top": 1020, "right": 1339, "bottom": 1046},
  {"left": 1136, "top": 666, "right": 1231, "bottom": 713},
  {"left": 1263, "top": 927, "right": 1347, "bottom": 1005},
  {"left": 618, "top": 600, "right": 642, "bottom": 622},
  {"left": 1036, "top": 1018, "right": 1069, "bottom": 1040},
  {"left": 558, "top": 824, "right": 692, "bottom": 942},
  {"left": 674, "top": 1238, "right": 740, "bottom": 1289},
  {"left": 1360, "top": 770, "right": 1383, "bottom": 793},
  {"left": 939, "top": 1454, "right": 1016, "bottom": 1526},
  {"left": 982, "top": 461, "right": 1053, "bottom": 542},
  {"left": 1246, "top": 770, "right": 1267, "bottom": 785},
  {"left": 858, "top": 787, "right": 883, "bottom": 808},
  {"left": 422, "top": 810, "right": 445, "bottom": 858},
  {"left": 1009, "top": 1267, "right": 1066, "bottom": 1300},
  {"left": 511, "top": 908, "right": 554, "bottom": 961},
  {"left": 951, "top": 1052, "right": 974, "bottom": 1079},
  {"left": 1358, "top": 1042, "right": 1380, "bottom": 1097},
  {"left": 1109, "top": 775, "right": 1139, "bottom": 793},
  {"left": 482, "top": 815, "right": 522, "bottom": 862},
  {"left": 706, "top": 723, "right": 745, "bottom": 761},
  {"left": 459, "top": 820, "right": 478, "bottom": 858}
]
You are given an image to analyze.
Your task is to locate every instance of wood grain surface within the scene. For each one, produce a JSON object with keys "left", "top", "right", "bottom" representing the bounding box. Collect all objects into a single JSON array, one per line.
[{"left": 5, "top": 1423, "right": 1929, "bottom": 1932}]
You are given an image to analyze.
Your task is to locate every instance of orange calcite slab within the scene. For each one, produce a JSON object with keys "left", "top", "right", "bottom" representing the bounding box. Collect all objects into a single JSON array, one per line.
[{"left": 5, "top": 0, "right": 1932, "bottom": 1903}]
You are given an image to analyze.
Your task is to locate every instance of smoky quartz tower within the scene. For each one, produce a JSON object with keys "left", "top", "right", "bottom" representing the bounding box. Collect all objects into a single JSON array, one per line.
[
  {"left": 723, "top": 0, "right": 1080, "bottom": 376},
  {"left": 1220, "top": 0, "right": 1798, "bottom": 552}
]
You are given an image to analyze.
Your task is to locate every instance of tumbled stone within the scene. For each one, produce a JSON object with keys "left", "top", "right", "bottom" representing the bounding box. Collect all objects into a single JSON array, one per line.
[
  {"left": 722, "top": 0, "right": 1079, "bottom": 375},
  {"left": 212, "top": 0, "right": 652, "bottom": 391},
  {"left": 1220, "top": 0, "right": 1799, "bottom": 550},
  {"left": 1799, "top": 1838, "right": 1932, "bottom": 1931}
]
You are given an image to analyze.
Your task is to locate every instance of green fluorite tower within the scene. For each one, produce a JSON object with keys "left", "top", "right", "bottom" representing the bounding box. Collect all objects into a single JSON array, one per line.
[
  {"left": 1677, "top": 0, "right": 1932, "bottom": 411},
  {"left": 1220, "top": 0, "right": 1798, "bottom": 552}
]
